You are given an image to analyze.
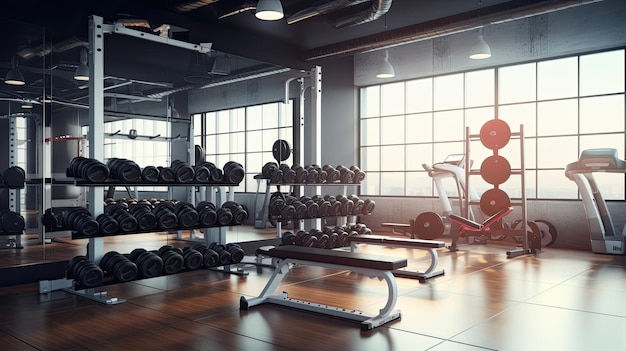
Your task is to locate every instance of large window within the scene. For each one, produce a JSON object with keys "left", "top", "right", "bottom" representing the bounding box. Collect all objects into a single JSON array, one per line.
[
  {"left": 194, "top": 101, "right": 294, "bottom": 192},
  {"left": 360, "top": 49, "right": 625, "bottom": 199}
]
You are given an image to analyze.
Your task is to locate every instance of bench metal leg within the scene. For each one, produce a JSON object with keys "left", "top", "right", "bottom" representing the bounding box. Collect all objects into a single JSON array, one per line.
[
  {"left": 350, "top": 243, "right": 445, "bottom": 282},
  {"left": 240, "top": 258, "right": 401, "bottom": 330}
]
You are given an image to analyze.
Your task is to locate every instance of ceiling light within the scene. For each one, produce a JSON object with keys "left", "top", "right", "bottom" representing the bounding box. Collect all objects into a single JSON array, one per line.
[
  {"left": 74, "top": 48, "right": 90, "bottom": 81},
  {"left": 5, "top": 56, "right": 25, "bottom": 86},
  {"left": 21, "top": 101, "right": 33, "bottom": 109},
  {"left": 469, "top": 29, "right": 491, "bottom": 59},
  {"left": 376, "top": 50, "right": 395, "bottom": 79},
  {"left": 255, "top": 0, "right": 284, "bottom": 21}
]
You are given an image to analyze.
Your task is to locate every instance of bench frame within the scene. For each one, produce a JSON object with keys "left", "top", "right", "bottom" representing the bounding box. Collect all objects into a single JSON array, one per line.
[
  {"left": 240, "top": 247, "right": 405, "bottom": 330},
  {"left": 348, "top": 235, "right": 445, "bottom": 281}
]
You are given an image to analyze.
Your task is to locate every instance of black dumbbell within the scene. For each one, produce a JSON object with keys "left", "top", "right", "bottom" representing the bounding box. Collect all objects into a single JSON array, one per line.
[
  {"left": 128, "top": 203, "right": 157, "bottom": 231},
  {"left": 196, "top": 201, "right": 218, "bottom": 227},
  {"left": 157, "top": 245, "right": 185, "bottom": 274},
  {"left": 221, "top": 201, "right": 248, "bottom": 225},
  {"left": 100, "top": 251, "right": 138, "bottom": 282},
  {"left": 104, "top": 204, "right": 138, "bottom": 233},
  {"left": 152, "top": 202, "right": 178, "bottom": 229},
  {"left": 350, "top": 165, "right": 366, "bottom": 183},
  {"left": 171, "top": 160, "right": 195, "bottom": 183},
  {"left": 225, "top": 243, "right": 245, "bottom": 264},
  {"left": 2, "top": 166, "right": 26, "bottom": 188},
  {"left": 1, "top": 210, "right": 25, "bottom": 233},
  {"left": 322, "top": 165, "right": 340, "bottom": 183},
  {"left": 141, "top": 165, "right": 160, "bottom": 183},
  {"left": 280, "top": 163, "right": 296, "bottom": 183},
  {"left": 67, "top": 255, "right": 104, "bottom": 288},
  {"left": 107, "top": 158, "right": 141, "bottom": 182},
  {"left": 197, "top": 161, "right": 223, "bottom": 182},
  {"left": 209, "top": 242, "right": 231, "bottom": 266},
  {"left": 262, "top": 162, "right": 279, "bottom": 179},
  {"left": 281, "top": 231, "right": 296, "bottom": 245},
  {"left": 193, "top": 163, "right": 211, "bottom": 182},
  {"left": 182, "top": 247, "right": 204, "bottom": 270},
  {"left": 223, "top": 161, "right": 245, "bottom": 184},
  {"left": 174, "top": 201, "right": 199, "bottom": 228},
  {"left": 193, "top": 243, "right": 220, "bottom": 267},
  {"left": 67, "top": 157, "right": 110, "bottom": 183},
  {"left": 129, "top": 248, "right": 164, "bottom": 278}
]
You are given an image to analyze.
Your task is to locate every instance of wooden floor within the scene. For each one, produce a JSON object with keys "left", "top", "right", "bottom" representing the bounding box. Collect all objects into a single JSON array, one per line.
[{"left": 1, "top": 227, "right": 626, "bottom": 351}]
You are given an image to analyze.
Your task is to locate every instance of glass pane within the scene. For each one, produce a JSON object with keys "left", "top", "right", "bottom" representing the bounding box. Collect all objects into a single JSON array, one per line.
[
  {"left": 406, "top": 171, "right": 432, "bottom": 196},
  {"left": 262, "top": 129, "right": 278, "bottom": 151},
  {"left": 380, "top": 115, "right": 405, "bottom": 145},
  {"left": 499, "top": 103, "right": 536, "bottom": 137},
  {"left": 538, "top": 170, "right": 579, "bottom": 199},
  {"left": 231, "top": 108, "right": 246, "bottom": 132},
  {"left": 537, "top": 57, "right": 578, "bottom": 100},
  {"left": 263, "top": 103, "right": 279, "bottom": 129},
  {"left": 247, "top": 105, "right": 263, "bottom": 130},
  {"left": 465, "top": 69, "right": 495, "bottom": 107},
  {"left": 205, "top": 135, "right": 216, "bottom": 154},
  {"left": 247, "top": 130, "right": 262, "bottom": 151},
  {"left": 380, "top": 145, "right": 405, "bottom": 171},
  {"left": 193, "top": 114, "right": 203, "bottom": 135},
  {"left": 580, "top": 134, "right": 624, "bottom": 157},
  {"left": 465, "top": 107, "right": 495, "bottom": 135},
  {"left": 537, "top": 136, "right": 578, "bottom": 169},
  {"left": 537, "top": 99, "right": 578, "bottom": 136},
  {"left": 279, "top": 101, "right": 293, "bottom": 127},
  {"left": 580, "top": 95, "right": 624, "bottom": 134},
  {"left": 361, "top": 172, "right": 380, "bottom": 195},
  {"left": 406, "top": 78, "right": 433, "bottom": 113},
  {"left": 434, "top": 73, "right": 463, "bottom": 110},
  {"left": 380, "top": 82, "right": 405, "bottom": 116},
  {"left": 433, "top": 142, "right": 464, "bottom": 165},
  {"left": 406, "top": 144, "right": 433, "bottom": 171},
  {"left": 498, "top": 63, "right": 536, "bottom": 104},
  {"left": 406, "top": 113, "right": 433, "bottom": 143},
  {"left": 217, "top": 111, "right": 230, "bottom": 133},
  {"left": 217, "top": 133, "right": 229, "bottom": 154},
  {"left": 360, "top": 86, "right": 380, "bottom": 118},
  {"left": 361, "top": 117, "right": 380, "bottom": 146},
  {"left": 590, "top": 172, "right": 626, "bottom": 200},
  {"left": 361, "top": 146, "right": 380, "bottom": 172},
  {"left": 246, "top": 152, "right": 264, "bottom": 177},
  {"left": 433, "top": 110, "right": 464, "bottom": 142},
  {"left": 205, "top": 112, "right": 216, "bottom": 134},
  {"left": 381, "top": 172, "right": 405, "bottom": 195},
  {"left": 230, "top": 132, "right": 245, "bottom": 153},
  {"left": 580, "top": 50, "right": 625, "bottom": 96}
]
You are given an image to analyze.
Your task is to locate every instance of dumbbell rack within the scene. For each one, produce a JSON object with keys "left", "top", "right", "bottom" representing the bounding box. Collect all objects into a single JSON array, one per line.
[
  {"left": 461, "top": 122, "right": 532, "bottom": 258},
  {"left": 0, "top": 186, "right": 24, "bottom": 250}
]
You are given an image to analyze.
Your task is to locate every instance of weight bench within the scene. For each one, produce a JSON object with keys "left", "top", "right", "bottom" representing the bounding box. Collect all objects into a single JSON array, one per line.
[
  {"left": 347, "top": 234, "right": 445, "bottom": 281},
  {"left": 381, "top": 222, "right": 413, "bottom": 237},
  {"left": 448, "top": 206, "right": 513, "bottom": 235},
  {"left": 240, "top": 245, "right": 406, "bottom": 330}
]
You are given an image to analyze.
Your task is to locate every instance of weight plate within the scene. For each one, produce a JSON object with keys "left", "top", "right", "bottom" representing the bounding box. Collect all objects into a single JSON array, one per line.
[
  {"left": 480, "top": 119, "right": 511, "bottom": 150},
  {"left": 535, "top": 219, "right": 558, "bottom": 247},
  {"left": 480, "top": 155, "right": 511, "bottom": 185},
  {"left": 414, "top": 212, "right": 444, "bottom": 240},
  {"left": 272, "top": 139, "right": 291, "bottom": 162},
  {"left": 479, "top": 188, "right": 511, "bottom": 216}
]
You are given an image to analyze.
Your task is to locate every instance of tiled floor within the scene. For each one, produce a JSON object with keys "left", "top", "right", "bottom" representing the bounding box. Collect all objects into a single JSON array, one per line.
[{"left": 1, "top": 229, "right": 625, "bottom": 350}]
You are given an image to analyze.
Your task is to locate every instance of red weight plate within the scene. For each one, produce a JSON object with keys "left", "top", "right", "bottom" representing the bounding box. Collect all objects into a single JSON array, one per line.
[
  {"left": 480, "top": 119, "right": 511, "bottom": 150},
  {"left": 480, "top": 155, "right": 511, "bottom": 185},
  {"left": 480, "top": 188, "right": 511, "bottom": 216}
]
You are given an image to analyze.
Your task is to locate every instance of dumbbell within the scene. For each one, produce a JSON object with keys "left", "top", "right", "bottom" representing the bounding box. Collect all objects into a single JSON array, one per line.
[
  {"left": 128, "top": 203, "right": 157, "bottom": 231},
  {"left": 152, "top": 202, "right": 178, "bottom": 230},
  {"left": 141, "top": 165, "right": 160, "bottom": 183},
  {"left": 280, "top": 163, "right": 296, "bottom": 183},
  {"left": 350, "top": 166, "right": 366, "bottom": 183},
  {"left": 197, "top": 161, "right": 223, "bottom": 182},
  {"left": 1, "top": 210, "right": 25, "bottom": 233},
  {"left": 96, "top": 213, "right": 118, "bottom": 235},
  {"left": 63, "top": 207, "right": 99, "bottom": 236},
  {"left": 157, "top": 166, "right": 176, "bottom": 182},
  {"left": 311, "top": 164, "right": 327, "bottom": 183},
  {"left": 281, "top": 231, "right": 296, "bottom": 245},
  {"left": 221, "top": 201, "right": 248, "bottom": 225},
  {"left": 174, "top": 201, "right": 200, "bottom": 228},
  {"left": 193, "top": 163, "right": 211, "bottom": 182},
  {"left": 262, "top": 162, "right": 279, "bottom": 179},
  {"left": 335, "top": 165, "right": 355, "bottom": 183},
  {"left": 99, "top": 251, "right": 138, "bottom": 282},
  {"left": 304, "top": 165, "right": 319, "bottom": 183},
  {"left": 67, "top": 255, "right": 104, "bottom": 288},
  {"left": 310, "top": 228, "right": 330, "bottom": 249},
  {"left": 104, "top": 204, "right": 138, "bottom": 233},
  {"left": 107, "top": 157, "right": 141, "bottom": 182},
  {"left": 216, "top": 206, "right": 234, "bottom": 226},
  {"left": 322, "top": 165, "right": 340, "bottom": 183},
  {"left": 209, "top": 242, "right": 231, "bottom": 266},
  {"left": 196, "top": 201, "right": 218, "bottom": 227},
  {"left": 336, "top": 194, "right": 355, "bottom": 216},
  {"left": 291, "top": 164, "right": 308, "bottom": 183},
  {"left": 129, "top": 248, "right": 163, "bottom": 278},
  {"left": 157, "top": 245, "right": 185, "bottom": 274},
  {"left": 193, "top": 243, "right": 220, "bottom": 267},
  {"left": 67, "top": 157, "right": 110, "bottom": 183},
  {"left": 223, "top": 161, "right": 245, "bottom": 184},
  {"left": 2, "top": 166, "right": 26, "bottom": 188},
  {"left": 362, "top": 199, "right": 376, "bottom": 215},
  {"left": 171, "top": 160, "right": 195, "bottom": 183},
  {"left": 182, "top": 247, "right": 204, "bottom": 270},
  {"left": 348, "top": 195, "right": 364, "bottom": 215},
  {"left": 225, "top": 243, "right": 245, "bottom": 264}
]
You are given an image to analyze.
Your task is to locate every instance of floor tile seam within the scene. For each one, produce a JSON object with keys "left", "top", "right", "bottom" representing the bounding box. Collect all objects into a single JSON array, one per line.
[
  {"left": 0, "top": 328, "right": 42, "bottom": 351},
  {"left": 424, "top": 339, "right": 498, "bottom": 351},
  {"left": 520, "top": 300, "right": 626, "bottom": 319}
]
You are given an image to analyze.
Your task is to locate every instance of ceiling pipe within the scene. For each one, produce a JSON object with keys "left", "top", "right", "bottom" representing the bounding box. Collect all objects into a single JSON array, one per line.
[
  {"left": 333, "top": 0, "right": 392, "bottom": 29},
  {"left": 302, "top": 0, "right": 604, "bottom": 61},
  {"left": 175, "top": 0, "right": 221, "bottom": 12},
  {"left": 287, "top": 0, "right": 370, "bottom": 25}
]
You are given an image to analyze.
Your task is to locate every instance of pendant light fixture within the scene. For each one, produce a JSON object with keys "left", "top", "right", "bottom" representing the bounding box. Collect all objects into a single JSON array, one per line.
[
  {"left": 74, "top": 48, "right": 90, "bottom": 81},
  {"left": 469, "top": 28, "right": 491, "bottom": 60},
  {"left": 376, "top": 50, "right": 395, "bottom": 78},
  {"left": 5, "top": 56, "right": 25, "bottom": 86},
  {"left": 255, "top": 0, "right": 284, "bottom": 21}
]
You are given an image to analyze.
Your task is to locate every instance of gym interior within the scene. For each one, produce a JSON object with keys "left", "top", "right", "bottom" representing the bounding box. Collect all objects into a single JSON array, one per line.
[{"left": 1, "top": 1, "right": 626, "bottom": 350}]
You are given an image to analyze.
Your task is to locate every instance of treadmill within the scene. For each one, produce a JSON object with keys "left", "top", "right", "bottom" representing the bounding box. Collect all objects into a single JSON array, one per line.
[{"left": 565, "top": 148, "right": 626, "bottom": 254}]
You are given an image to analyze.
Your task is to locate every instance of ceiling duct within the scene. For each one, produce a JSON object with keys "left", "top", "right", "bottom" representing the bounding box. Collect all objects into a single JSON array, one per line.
[
  {"left": 287, "top": 0, "right": 370, "bottom": 25},
  {"left": 217, "top": 1, "right": 257, "bottom": 19},
  {"left": 333, "top": 0, "right": 392, "bottom": 29},
  {"left": 175, "top": 0, "right": 221, "bottom": 12},
  {"left": 15, "top": 36, "right": 87, "bottom": 60},
  {"left": 302, "top": 0, "right": 604, "bottom": 61}
]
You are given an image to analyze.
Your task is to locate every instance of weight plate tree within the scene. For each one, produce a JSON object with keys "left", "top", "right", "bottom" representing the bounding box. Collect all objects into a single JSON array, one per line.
[{"left": 462, "top": 119, "right": 533, "bottom": 257}]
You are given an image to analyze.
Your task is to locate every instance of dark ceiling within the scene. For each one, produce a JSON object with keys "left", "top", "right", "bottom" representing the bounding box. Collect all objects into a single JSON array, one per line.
[{"left": 0, "top": 0, "right": 600, "bottom": 114}]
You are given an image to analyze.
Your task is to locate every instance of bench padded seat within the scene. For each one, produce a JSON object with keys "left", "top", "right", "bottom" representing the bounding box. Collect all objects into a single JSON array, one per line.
[
  {"left": 266, "top": 245, "right": 407, "bottom": 271},
  {"left": 349, "top": 234, "right": 444, "bottom": 249}
]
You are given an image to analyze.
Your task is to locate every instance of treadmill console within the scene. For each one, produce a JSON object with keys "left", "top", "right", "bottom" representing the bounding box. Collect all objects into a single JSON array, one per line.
[{"left": 578, "top": 148, "right": 620, "bottom": 170}]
